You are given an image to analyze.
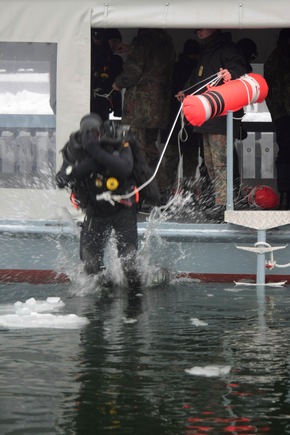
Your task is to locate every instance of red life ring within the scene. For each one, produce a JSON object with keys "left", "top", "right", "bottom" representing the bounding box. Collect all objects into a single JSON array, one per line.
[{"left": 182, "top": 73, "right": 268, "bottom": 127}]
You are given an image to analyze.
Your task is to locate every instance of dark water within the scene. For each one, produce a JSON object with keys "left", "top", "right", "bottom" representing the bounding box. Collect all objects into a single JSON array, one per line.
[{"left": 0, "top": 281, "right": 290, "bottom": 435}]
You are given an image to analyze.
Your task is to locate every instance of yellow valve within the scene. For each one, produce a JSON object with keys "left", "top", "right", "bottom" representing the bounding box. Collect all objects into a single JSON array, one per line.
[{"left": 106, "top": 177, "right": 119, "bottom": 190}]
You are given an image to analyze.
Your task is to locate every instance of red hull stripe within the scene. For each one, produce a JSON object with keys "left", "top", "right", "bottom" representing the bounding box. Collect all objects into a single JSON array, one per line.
[
  {"left": 0, "top": 269, "right": 289, "bottom": 285},
  {"left": 0, "top": 269, "right": 70, "bottom": 284}
]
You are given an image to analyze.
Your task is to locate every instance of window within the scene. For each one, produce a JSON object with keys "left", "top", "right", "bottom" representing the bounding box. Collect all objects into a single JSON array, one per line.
[{"left": 0, "top": 42, "right": 56, "bottom": 189}]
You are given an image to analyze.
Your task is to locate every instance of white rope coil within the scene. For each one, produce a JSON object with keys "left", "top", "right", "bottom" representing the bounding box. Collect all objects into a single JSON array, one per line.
[{"left": 237, "top": 241, "right": 290, "bottom": 270}]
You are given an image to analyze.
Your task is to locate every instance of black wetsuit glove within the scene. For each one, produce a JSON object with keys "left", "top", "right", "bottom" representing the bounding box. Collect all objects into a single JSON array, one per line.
[{"left": 55, "top": 164, "right": 74, "bottom": 188}]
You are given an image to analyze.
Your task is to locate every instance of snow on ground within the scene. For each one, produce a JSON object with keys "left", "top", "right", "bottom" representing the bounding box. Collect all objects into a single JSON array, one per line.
[
  {"left": 0, "top": 72, "right": 53, "bottom": 114},
  {"left": 0, "top": 90, "right": 53, "bottom": 114}
]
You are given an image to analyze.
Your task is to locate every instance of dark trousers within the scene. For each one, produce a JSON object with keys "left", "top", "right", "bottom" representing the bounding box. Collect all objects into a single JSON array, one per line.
[{"left": 80, "top": 206, "right": 138, "bottom": 279}]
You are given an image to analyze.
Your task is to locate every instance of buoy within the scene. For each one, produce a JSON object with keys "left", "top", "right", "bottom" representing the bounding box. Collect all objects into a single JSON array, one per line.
[
  {"left": 247, "top": 185, "right": 279, "bottom": 209},
  {"left": 182, "top": 73, "right": 268, "bottom": 127}
]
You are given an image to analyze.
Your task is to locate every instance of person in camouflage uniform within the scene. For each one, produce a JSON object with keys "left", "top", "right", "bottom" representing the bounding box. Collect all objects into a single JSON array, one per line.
[
  {"left": 177, "top": 29, "right": 249, "bottom": 219},
  {"left": 264, "top": 29, "right": 290, "bottom": 209},
  {"left": 164, "top": 39, "right": 203, "bottom": 192},
  {"left": 112, "top": 29, "right": 176, "bottom": 199}
]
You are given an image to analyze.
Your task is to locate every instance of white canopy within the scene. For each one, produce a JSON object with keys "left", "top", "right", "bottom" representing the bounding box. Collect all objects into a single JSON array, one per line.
[
  {"left": 91, "top": 0, "right": 288, "bottom": 29},
  {"left": 1, "top": 0, "right": 288, "bottom": 146}
]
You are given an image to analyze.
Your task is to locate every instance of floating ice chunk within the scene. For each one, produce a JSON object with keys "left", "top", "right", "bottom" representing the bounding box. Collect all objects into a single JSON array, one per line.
[
  {"left": 190, "top": 318, "right": 208, "bottom": 326},
  {"left": 0, "top": 312, "right": 89, "bottom": 329},
  {"left": 0, "top": 297, "right": 88, "bottom": 329},
  {"left": 185, "top": 365, "right": 231, "bottom": 377},
  {"left": 47, "top": 297, "right": 61, "bottom": 303},
  {"left": 122, "top": 317, "right": 137, "bottom": 324},
  {"left": 225, "top": 287, "right": 245, "bottom": 293},
  {"left": 25, "top": 297, "right": 37, "bottom": 305},
  {"left": 14, "top": 297, "right": 65, "bottom": 314}
]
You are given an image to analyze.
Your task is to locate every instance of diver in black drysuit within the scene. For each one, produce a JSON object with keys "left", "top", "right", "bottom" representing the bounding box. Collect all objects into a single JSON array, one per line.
[{"left": 55, "top": 113, "right": 140, "bottom": 288}]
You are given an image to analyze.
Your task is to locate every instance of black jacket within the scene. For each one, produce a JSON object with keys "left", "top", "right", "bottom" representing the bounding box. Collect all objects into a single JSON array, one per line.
[{"left": 189, "top": 31, "right": 249, "bottom": 136}]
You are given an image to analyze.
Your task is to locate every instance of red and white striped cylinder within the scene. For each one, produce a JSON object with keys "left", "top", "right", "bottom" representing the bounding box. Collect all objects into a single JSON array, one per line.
[{"left": 182, "top": 73, "right": 269, "bottom": 127}]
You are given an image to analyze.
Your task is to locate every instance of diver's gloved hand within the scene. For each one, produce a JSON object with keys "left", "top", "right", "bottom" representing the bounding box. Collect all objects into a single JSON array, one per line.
[
  {"left": 82, "top": 129, "right": 101, "bottom": 158},
  {"left": 55, "top": 165, "right": 74, "bottom": 188}
]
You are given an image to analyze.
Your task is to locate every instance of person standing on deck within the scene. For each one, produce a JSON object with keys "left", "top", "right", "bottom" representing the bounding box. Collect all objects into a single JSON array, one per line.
[
  {"left": 176, "top": 29, "right": 249, "bottom": 220},
  {"left": 264, "top": 28, "right": 290, "bottom": 209},
  {"left": 112, "top": 28, "right": 176, "bottom": 204},
  {"left": 163, "top": 39, "right": 204, "bottom": 195}
]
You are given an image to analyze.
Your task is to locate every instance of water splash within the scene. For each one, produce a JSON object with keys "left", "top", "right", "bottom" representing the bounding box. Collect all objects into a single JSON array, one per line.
[{"left": 66, "top": 229, "right": 173, "bottom": 295}]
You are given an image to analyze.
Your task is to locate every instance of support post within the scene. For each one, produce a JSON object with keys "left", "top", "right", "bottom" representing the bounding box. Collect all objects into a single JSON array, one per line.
[
  {"left": 226, "top": 111, "right": 234, "bottom": 210},
  {"left": 257, "top": 229, "right": 266, "bottom": 285}
]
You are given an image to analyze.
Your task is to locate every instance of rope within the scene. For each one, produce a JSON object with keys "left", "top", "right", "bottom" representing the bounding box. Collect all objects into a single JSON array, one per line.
[
  {"left": 93, "top": 88, "right": 115, "bottom": 105},
  {"left": 94, "top": 88, "right": 114, "bottom": 99},
  {"left": 233, "top": 74, "right": 260, "bottom": 121},
  {"left": 97, "top": 73, "right": 221, "bottom": 205},
  {"left": 272, "top": 262, "right": 290, "bottom": 269},
  {"left": 266, "top": 252, "right": 290, "bottom": 269},
  {"left": 253, "top": 241, "right": 290, "bottom": 270},
  {"left": 236, "top": 75, "right": 252, "bottom": 107},
  {"left": 181, "top": 72, "right": 221, "bottom": 94}
]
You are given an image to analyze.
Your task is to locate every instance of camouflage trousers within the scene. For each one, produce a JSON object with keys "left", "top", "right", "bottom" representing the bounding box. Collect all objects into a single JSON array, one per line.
[
  {"left": 202, "top": 133, "right": 228, "bottom": 206},
  {"left": 129, "top": 127, "right": 169, "bottom": 193}
]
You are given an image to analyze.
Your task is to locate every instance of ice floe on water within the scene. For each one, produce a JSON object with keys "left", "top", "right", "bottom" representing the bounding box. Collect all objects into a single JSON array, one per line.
[
  {"left": 190, "top": 317, "right": 208, "bottom": 326},
  {"left": 15, "top": 296, "right": 65, "bottom": 313},
  {"left": 185, "top": 365, "right": 231, "bottom": 377},
  {"left": 122, "top": 317, "right": 138, "bottom": 324},
  {"left": 0, "top": 296, "right": 89, "bottom": 329}
]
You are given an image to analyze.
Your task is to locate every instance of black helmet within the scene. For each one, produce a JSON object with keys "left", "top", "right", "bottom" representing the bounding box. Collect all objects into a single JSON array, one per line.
[
  {"left": 278, "top": 28, "right": 290, "bottom": 43},
  {"left": 80, "top": 113, "right": 104, "bottom": 132},
  {"left": 104, "top": 28, "right": 122, "bottom": 42},
  {"left": 237, "top": 38, "right": 258, "bottom": 62}
]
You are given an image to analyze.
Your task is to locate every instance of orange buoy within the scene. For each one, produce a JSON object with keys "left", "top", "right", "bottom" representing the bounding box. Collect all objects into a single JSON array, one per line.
[{"left": 182, "top": 73, "right": 268, "bottom": 127}]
